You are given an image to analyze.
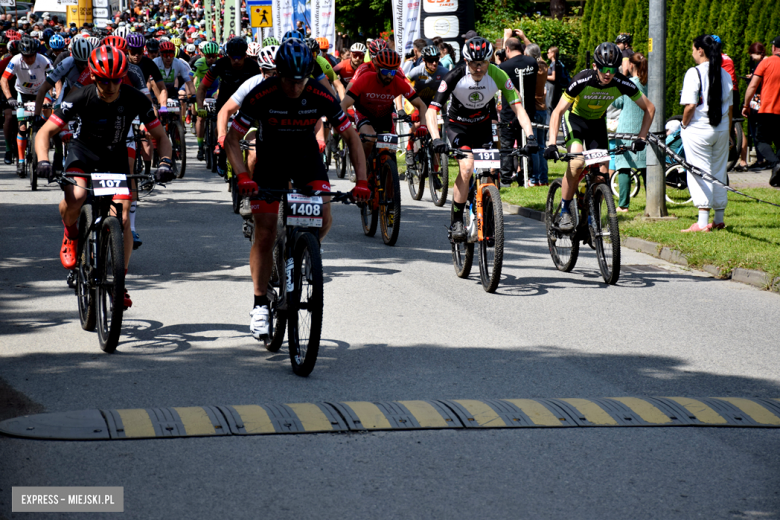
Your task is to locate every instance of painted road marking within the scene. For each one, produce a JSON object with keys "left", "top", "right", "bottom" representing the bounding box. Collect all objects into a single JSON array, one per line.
[{"left": 2, "top": 397, "right": 779, "bottom": 440}]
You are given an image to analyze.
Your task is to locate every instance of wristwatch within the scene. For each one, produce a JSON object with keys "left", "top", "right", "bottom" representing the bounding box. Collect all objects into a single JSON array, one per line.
[{"left": 681, "top": 123, "right": 688, "bottom": 130}]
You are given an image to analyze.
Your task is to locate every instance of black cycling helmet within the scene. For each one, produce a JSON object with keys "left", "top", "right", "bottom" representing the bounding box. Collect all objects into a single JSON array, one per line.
[
  {"left": 275, "top": 38, "right": 314, "bottom": 80},
  {"left": 421, "top": 45, "right": 440, "bottom": 58},
  {"left": 615, "top": 33, "right": 632, "bottom": 46},
  {"left": 145, "top": 38, "right": 160, "bottom": 52},
  {"left": 462, "top": 37, "right": 493, "bottom": 62},
  {"left": 593, "top": 42, "right": 622, "bottom": 68},
  {"left": 304, "top": 37, "right": 319, "bottom": 54},
  {"left": 225, "top": 36, "right": 248, "bottom": 57},
  {"left": 18, "top": 35, "right": 38, "bottom": 56}
]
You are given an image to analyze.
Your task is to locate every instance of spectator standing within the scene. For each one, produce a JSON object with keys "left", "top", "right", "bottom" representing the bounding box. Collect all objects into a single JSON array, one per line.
[
  {"left": 438, "top": 41, "right": 454, "bottom": 69},
  {"left": 744, "top": 43, "right": 767, "bottom": 170},
  {"left": 742, "top": 36, "right": 780, "bottom": 186},
  {"left": 679, "top": 34, "right": 733, "bottom": 232},
  {"left": 527, "top": 43, "right": 549, "bottom": 185},
  {"left": 546, "top": 46, "right": 566, "bottom": 113},
  {"left": 612, "top": 53, "right": 649, "bottom": 211},
  {"left": 498, "top": 35, "right": 537, "bottom": 186}
]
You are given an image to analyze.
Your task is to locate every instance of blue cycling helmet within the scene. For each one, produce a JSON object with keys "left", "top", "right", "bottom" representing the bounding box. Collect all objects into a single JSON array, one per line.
[
  {"left": 49, "top": 34, "right": 65, "bottom": 50},
  {"left": 275, "top": 38, "right": 314, "bottom": 80},
  {"left": 282, "top": 30, "right": 305, "bottom": 42},
  {"left": 42, "top": 28, "right": 54, "bottom": 42}
]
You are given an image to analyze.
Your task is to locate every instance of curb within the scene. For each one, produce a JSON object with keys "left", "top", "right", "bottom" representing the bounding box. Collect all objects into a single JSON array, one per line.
[{"left": 502, "top": 202, "right": 779, "bottom": 293}]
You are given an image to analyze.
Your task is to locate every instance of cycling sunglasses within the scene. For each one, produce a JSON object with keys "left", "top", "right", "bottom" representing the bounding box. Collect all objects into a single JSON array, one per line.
[
  {"left": 229, "top": 55, "right": 244, "bottom": 60},
  {"left": 379, "top": 68, "right": 396, "bottom": 77},
  {"left": 161, "top": 51, "right": 175, "bottom": 57},
  {"left": 97, "top": 77, "right": 123, "bottom": 85},
  {"left": 204, "top": 53, "right": 218, "bottom": 59},
  {"left": 424, "top": 57, "right": 439, "bottom": 63},
  {"left": 598, "top": 65, "right": 618, "bottom": 74},
  {"left": 128, "top": 47, "right": 144, "bottom": 55},
  {"left": 351, "top": 52, "right": 364, "bottom": 59}
]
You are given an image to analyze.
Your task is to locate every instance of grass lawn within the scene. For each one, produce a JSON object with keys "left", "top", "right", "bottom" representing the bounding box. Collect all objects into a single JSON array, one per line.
[{"left": 397, "top": 151, "right": 780, "bottom": 279}]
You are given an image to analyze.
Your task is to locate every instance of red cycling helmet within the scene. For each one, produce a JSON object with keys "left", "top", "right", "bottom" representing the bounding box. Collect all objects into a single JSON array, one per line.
[
  {"left": 102, "top": 35, "right": 128, "bottom": 53},
  {"left": 374, "top": 48, "right": 400, "bottom": 69},
  {"left": 88, "top": 45, "right": 128, "bottom": 79},
  {"left": 367, "top": 38, "right": 387, "bottom": 57},
  {"left": 159, "top": 40, "right": 175, "bottom": 53}
]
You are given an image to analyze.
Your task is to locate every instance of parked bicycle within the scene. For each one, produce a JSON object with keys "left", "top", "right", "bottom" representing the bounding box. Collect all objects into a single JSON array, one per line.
[
  {"left": 59, "top": 171, "right": 158, "bottom": 353},
  {"left": 240, "top": 186, "right": 354, "bottom": 377},
  {"left": 545, "top": 146, "right": 630, "bottom": 285}
]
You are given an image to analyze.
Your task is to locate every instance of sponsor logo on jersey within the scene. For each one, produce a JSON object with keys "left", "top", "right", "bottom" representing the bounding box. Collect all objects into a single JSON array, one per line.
[
  {"left": 469, "top": 85, "right": 486, "bottom": 90},
  {"left": 269, "top": 109, "right": 287, "bottom": 114},
  {"left": 437, "top": 80, "right": 447, "bottom": 93},
  {"left": 301, "top": 98, "right": 307, "bottom": 105},
  {"left": 365, "top": 92, "right": 395, "bottom": 100},
  {"left": 468, "top": 91, "right": 484, "bottom": 103},
  {"left": 299, "top": 109, "right": 317, "bottom": 114},
  {"left": 504, "top": 79, "right": 513, "bottom": 90}
]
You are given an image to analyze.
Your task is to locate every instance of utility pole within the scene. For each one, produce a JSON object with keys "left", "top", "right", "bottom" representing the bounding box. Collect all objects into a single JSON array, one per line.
[{"left": 645, "top": 0, "right": 668, "bottom": 218}]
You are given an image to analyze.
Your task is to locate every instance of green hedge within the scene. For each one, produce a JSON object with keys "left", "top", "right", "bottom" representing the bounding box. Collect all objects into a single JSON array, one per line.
[{"left": 577, "top": 0, "right": 780, "bottom": 118}]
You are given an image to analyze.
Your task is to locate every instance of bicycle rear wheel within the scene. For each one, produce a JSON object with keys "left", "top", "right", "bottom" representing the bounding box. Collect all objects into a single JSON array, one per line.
[
  {"left": 592, "top": 183, "right": 621, "bottom": 284},
  {"left": 29, "top": 129, "right": 39, "bottom": 191},
  {"left": 430, "top": 151, "right": 449, "bottom": 206},
  {"left": 77, "top": 205, "right": 95, "bottom": 332},
  {"left": 287, "top": 232, "right": 323, "bottom": 377},
  {"left": 478, "top": 184, "right": 504, "bottom": 293},
  {"left": 171, "top": 121, "right": 187, "bottom": 179},
  {"left": 451, "top": 203, "right": 474, "bottom": 278},
  {"left": 204, "top": 119, "right": 214, "bottom": 170},
  {"left": 334, "top": 140, "right": 344, "bottom": 178},
  {"left": 545, "top": 179, "right": 579, "bottom": 272},
  {"left": 665, "top": 164, "right": 693, "bottom": 204},
  {"left": 360, "top": 172, "right": 378, "bottom": 237},
  {"left": 96, "top": 217, "right": 125, "bottom": 353},
  {"left": 407, "top": 147, "right": 426, "bottom": 200},
  {"left": 610, "top": 170, "right": 640, "bottom": 199},
  {"left": 380, "top": 158, "right": 402, "bottom": 245}
]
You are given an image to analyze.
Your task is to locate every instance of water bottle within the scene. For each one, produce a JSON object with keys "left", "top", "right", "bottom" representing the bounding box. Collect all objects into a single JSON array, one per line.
[
  {"left": 16, "top": 102, "right": 25, "bottom": 122},
  {"left": 285, "top": 258, "right": 294, "bottom": 293}
]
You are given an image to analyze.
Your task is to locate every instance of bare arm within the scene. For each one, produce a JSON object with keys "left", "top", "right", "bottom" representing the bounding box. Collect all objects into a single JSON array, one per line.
[
  {"left": 410, "top": 96, "right": 428, "bottom": 127},
  {"left": 224, "top": 123, "right": 250, "bottom": 182},
  {"left": 1, "top": 76, "right": 12, "bottom": 101},
  {"left": 510, "top": 100, "right": 534, "bottom": 136},
  {"left": 196, "top": 79, "right": 206, "bottom": 110},
  {"left": 334, "top": 78, "right": 346, "bottom": 100},
  {"left": 681, "top": 104, "right": 696, "bottom": 128},
  {"left": 547, "top": 97, "right": 572, "bottom": 146},
  {"left": 631, "top": 94, "right": 656, "bottom": 139},
  {"left": 319, "top": 76, "right": 336, "bottom": 97},
  {"left": 338, "top": 124, "right": 367, "bottom": 182},
  {"left": 217, "top": 98, "right": 240, "bottom": 139},
  {"left": 340, "top": 93, "right": 355, "bottom": 114},
  {"left": 148, "top": 121, "right": 172, "bottom": 159},
  {"left": 425, "top": 108, "right": 441, "bottom": 140},
  {"left": 35, "top": 119, "right": 60, "bottom": 161},
  {"left": 34, "top": 79, "right": 54, "bottom": 117}
]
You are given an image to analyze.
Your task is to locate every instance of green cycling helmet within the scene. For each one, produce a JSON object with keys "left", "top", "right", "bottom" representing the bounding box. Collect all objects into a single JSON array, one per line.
[
  {"left": 202, "top": 41, "right": 219, "bottom": 55},
  {"left": 262, "top": 36, "right": 280, "bottom": 46}
]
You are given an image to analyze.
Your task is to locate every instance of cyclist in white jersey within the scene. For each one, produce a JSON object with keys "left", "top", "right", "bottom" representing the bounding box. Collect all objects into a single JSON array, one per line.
[{"left": 1, "top": 36, "right": 53, "bottom": 175}]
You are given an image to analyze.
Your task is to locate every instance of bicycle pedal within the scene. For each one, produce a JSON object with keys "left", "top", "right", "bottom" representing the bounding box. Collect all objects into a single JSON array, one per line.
[{"left": 66, "top": 270, "right": 76, "bottom": 289}]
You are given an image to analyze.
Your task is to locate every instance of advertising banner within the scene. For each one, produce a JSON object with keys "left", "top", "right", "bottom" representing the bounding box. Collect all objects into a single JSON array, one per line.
[
  {"left": 391, "top": 0, "right": 421, "bottom": 58},
  {"left": 204, "top": 0, "right": 214, "bottom": 41},
  {"left": 420, "top": 0, "right": 474, "bottom": 63},
  {"left": 310, "top": 0, "right": 335, "bottom": 52},
  {"left": 223, "top": 0, "right": 241, "bottom": 41}
]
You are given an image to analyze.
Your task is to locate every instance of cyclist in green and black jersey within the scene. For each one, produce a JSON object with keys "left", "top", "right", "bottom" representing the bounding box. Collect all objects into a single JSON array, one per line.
[{"left": 544, "top": 42, "right": 655, "bottom": 231}]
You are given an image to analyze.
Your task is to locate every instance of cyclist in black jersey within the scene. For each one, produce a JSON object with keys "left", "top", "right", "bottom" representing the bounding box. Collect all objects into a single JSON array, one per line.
[
  {"left": 223, "top": 39, "right": 369, "bottom": 341},
  {"left": 543, "top": 42, "right": 655, "bottom": 231},
  {"left": 34, "top": 46, "right": 173, "bottom": 309}
]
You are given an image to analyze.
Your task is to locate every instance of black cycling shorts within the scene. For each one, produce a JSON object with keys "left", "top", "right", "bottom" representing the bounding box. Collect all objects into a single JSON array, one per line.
[
  {"left": 64, "top": 141, "right": 132, "bottom": 200},
  {"left": 355, "top": 110, "right": 393, "bottom": 134},
  {"left": 446, "top": 119, "right": 493, "bottom": 150},
  {"left": 562, "top": 112, "right": 608, "bottom": 150}
]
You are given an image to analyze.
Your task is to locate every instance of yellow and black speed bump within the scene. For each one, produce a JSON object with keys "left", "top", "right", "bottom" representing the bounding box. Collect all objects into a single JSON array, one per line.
[{"left": 1, "top": 397, "right": 779, "bottom": 441}]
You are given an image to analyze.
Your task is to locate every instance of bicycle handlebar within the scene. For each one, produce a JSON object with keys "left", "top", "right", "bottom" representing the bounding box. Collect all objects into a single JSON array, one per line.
[{"left": 248, "top": 187, "right": 355, "bottom": 205}]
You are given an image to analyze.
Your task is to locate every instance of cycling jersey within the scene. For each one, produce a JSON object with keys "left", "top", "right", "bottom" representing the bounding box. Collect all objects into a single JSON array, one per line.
[
  {"left": 153, "top": 56, "right": 193, "bottom": 87},
  {"left": 126, "top": 63, "right": 150, "bottom": 96},
  {"left": 333, "top": 59, "right": 359, "bottom": 83},
  {"left": 230, "top": 74, "right": 264, "bottom": 106},
  {"left": 347, "top": 72, "right": 417, "bottom": 118},
  {"left": 430, "top": 62, "right": 518, "bottom": 125},
  {"left": 0, "top": 55, "right": 16, "bottom": 102},
  {"left": 315, "top": 55, "right": 336, "bottom": 82},
  {"left": 49, "top": 83, "right": 160, "bottom": 149},
  {"left": 135, "top": 55, "right": 164, "bottom": 84},
  {"left": 201, "top": 56, "right": 260, "bottom": 109},
  {"left": 3, "top": 54, "right": 53, "bottom": 95},
  {"left": 53, "top": 51, "right": 70, "bottom": 67},
  {"left": 406, "top": 62, "right": 449, "bottom": 106},
  {"left": 351, "top": 62, "right": 407, "bottom": 85},
  {"left": 563, "top": 69, "right": 641, "bottom": 119},
  {"left": 47, "top": 56, "right": 92, "bottom": 89}
]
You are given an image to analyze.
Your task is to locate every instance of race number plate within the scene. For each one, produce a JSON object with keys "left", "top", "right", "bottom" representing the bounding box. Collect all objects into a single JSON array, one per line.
[
  {"left": 583, "top": 148, "right": 610, "bottom": 166},
  {"left": 286, "top": 193, "right": 323, "bottom": 228},
  {"left": 166, "top": 101, "right": 181, "bottom": 114},
  {"left": 92, "top": 173, "right": 129, "bottom": 196},
  {"left": 473, "top": 149, "right": 500, "bottom": 169},
  {"left": 132, "top": 117, "right": 141, "bottom": 125},
  {"left": 375, "top": 133, "right": 399, "bottom": 151},
  {"left": 22, "top": 101, "right": 35, "bottom": 118}
]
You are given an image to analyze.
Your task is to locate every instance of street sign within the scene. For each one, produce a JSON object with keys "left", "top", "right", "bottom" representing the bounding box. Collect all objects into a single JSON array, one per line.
[
  {"left": 0, "top": 0, "right": 16, "bottom": 7},
  {"left": 249, "top": 1, "right": 272, "bottom": 28},
  {"left": 92, "top": 7, "right": 109, "bottom": 18}
]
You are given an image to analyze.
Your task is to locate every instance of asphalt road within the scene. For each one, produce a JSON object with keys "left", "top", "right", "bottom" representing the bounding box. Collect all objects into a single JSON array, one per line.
[{"left": 1, "top": 138, "right": 779, "bottom": 519}]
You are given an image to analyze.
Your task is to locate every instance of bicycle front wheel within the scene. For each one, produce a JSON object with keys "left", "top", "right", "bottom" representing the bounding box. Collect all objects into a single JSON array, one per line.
[
  {"left": 478, "top": 184, "right": 504, "bottom": 293},
  {"left": 171, "top": 121, "right": 187, "bottom": 178},
  {"left": 665, "top": 164, "right": 693, "bottom": 204},
  {"left": 407, "top": 147, "right": 426, "bottom": 200},
  {"left": 379, "top": 158, "right": 402, "bottom": 245},
  {"left": 204, "top": 119, "right": 214, "bottom": 170},
  {"left": 451, "top": 203, "right": 474, "bottom": 278},
  {"left": 287, "top": 232, "right": 323, "bottom": 377},
  {"left": 592, "top": 183, "right": 621, "bottom": 284},
  {"left": 29, "top": 129, "right": 39, "bottom": 191},
  {"left": 430, "top": 151, "right": 449, "bottom": 207},
  {"left": 610, "top": 170, "right": 640, "bottom": 199},
  {"left": 545, "top": 179, "right": 579, "bottom": 272},
  {"left": 96, "top": 217, "right": 125, "bottom": 353},
  {"left": 77, "top": 205, "right": 95, "bottom": 331}
]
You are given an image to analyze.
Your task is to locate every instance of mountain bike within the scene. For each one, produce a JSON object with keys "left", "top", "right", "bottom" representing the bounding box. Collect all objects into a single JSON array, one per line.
[
  {"left": 203, "top": 97, "right": 218, "bottom": 173},
  {"left": 60, "top": 170, "right": 158, "bottom": 353},
  {"left": 447, "top": 146, "right": 525, "bottom": 293},
  {"left": 161, "top": 99, "right": 187, "bottom": 179},
  {"left": 241, "top": 186, "right": 354, "bottom": 377},
  {"left": 358, "top": 132, "right": 404, "bottom": 246},
  {"left": 545, "top": 146, "right": 630, "bottom": 285}
]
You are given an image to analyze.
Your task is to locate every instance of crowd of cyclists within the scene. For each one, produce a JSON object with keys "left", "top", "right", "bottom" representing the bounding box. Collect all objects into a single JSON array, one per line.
[{"left": 0, "top": 17, "right": 653, "bottom": 344}]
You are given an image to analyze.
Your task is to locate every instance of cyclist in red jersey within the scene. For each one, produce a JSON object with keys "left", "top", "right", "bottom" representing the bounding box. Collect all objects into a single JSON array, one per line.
[
  {"left": 333, "top": 43, "right": 366, "bottom": 84},
  {"left": 340, "top": 48, "right": 428, "bottom": 161}
]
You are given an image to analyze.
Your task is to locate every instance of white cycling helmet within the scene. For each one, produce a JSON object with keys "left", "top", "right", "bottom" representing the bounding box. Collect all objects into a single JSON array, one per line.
[
  {"left": 71, "top": 37, "right": 93, "bottom": 62},
  {"left": 198, "top": 40, "right": 208, "bottom": 50},
  {"left": 258, "top": 45, "right": 277, "bottom": 69},
  {"left": 115, "top": 26, "right": 129, "bottom": 38},
  {"left": 247, "top": 41, "right": 262, "bottom": 57},
  {"left": 159, "top": 36, "right": 170, "bottom": 42},
  {"left": 350, "top": 42, "right": 366, "bottom": 54},
  {"left": 186, "top": 43, "right": 196, "bottom": 54},
  {"left": 86, "top": 36, "right": 101, "bottom": 49}
]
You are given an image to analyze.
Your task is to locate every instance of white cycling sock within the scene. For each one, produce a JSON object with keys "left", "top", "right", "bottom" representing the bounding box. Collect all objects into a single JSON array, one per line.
[
  {"left": 698, "top": 209, "right": 710, "bottom": 228},
  {"left": 713, "top": 209, "right": 724, "bottom": 225},
  {"left": 129, "top": 202, "right": 137, "bottom": 232}
]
